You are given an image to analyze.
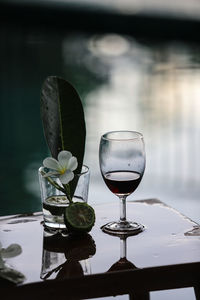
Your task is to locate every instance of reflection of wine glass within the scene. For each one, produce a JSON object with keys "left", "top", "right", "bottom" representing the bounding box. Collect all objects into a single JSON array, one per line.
[
  {"left": 108, "top": 236, "right": 150, "bottom": 300},
  {"left": 99, "top": 131, "right": 145, "bottom": 236},
  {"left": 108, "top": 237, "right": 136, "bottom": 272},
  {"left": 108, "top": 237, "right": 150, "bottom": 300}
]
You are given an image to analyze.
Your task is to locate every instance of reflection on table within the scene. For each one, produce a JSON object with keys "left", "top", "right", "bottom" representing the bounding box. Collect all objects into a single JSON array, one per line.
[
  {"left": 0, "top": 199, "right": 199, "bottom": 300},
  {"left": 41, "top": 230, "right": 96, "bottom": 280}
]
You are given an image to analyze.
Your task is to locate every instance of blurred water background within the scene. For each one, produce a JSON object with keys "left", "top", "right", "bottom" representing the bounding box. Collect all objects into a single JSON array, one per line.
[{"left": 1, "top": 29, "right": 200, "bottom": 224}]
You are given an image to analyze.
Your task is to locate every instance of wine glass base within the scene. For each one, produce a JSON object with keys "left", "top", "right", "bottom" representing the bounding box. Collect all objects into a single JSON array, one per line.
[{"left": 101, "top": 221, "right": 145, "bottom": 237}]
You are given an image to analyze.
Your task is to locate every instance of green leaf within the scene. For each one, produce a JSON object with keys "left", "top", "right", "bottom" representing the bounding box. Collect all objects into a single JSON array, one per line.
[{"left": 41, "top": 76, "right": 86, "bottom": 197}]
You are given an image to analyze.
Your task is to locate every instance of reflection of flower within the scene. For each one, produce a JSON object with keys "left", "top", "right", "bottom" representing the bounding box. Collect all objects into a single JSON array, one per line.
[
  {"left": 43, "top": 150, "right": 78, "bottom": 184},
  {"left": 0, "top": 242, "right": 25, "bottom": 284}
]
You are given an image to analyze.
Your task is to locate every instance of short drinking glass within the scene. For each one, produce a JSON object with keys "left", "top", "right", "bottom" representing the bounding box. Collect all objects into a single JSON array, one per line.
[{"left": 38, "top": 165, "right": 90, "bottom": 230}]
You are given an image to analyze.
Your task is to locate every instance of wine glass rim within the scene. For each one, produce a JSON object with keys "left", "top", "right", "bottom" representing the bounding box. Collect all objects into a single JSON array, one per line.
[{"left": 101, "top": 130, "right": 144, "bottom": 141}]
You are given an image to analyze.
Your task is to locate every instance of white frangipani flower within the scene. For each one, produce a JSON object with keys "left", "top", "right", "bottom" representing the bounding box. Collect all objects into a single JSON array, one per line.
[{"left": 43, "top": 150, "right": 78, "bottom": 184}]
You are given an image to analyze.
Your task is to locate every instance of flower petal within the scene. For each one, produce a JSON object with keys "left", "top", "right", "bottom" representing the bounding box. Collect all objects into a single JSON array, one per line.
[
  {"left": 58, "top": 151, "right": 72, "bottom": 169},
  {"left": 43, "top": 157, "right": 60, "bottom": 170},
  {"left": 59, "top": 170, "right": 74, "bottom": 184},
  {"left": 1, "top": 244, "right": 22, "bottom": 259},
  {"left": 42, "top": 171, "right": 60, "bottom": 178},
  {"left": 67, "top": 156, "right": 78, "bottom": 171}
]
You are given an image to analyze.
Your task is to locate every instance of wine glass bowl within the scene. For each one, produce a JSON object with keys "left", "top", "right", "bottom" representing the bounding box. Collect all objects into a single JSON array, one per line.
[{"left": 99, "top": 131, "right": 145, "bottom": 236}]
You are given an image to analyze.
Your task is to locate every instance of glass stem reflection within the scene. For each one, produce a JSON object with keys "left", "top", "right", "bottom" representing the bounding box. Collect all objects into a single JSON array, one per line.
[
  {"left": 120, "top": 238, "right": 127, "bottom": 259},
  {"left": 119, "top": 196, "right": 127, "bottom": 223}
]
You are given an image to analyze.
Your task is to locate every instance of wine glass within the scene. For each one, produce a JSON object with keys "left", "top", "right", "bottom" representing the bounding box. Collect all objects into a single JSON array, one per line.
[{"left": 99, "top": 131, "right": 146, "bottom": 236}]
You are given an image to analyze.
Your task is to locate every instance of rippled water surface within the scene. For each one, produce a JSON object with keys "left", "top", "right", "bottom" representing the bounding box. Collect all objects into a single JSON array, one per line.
[{"left": 1, "top": 30, "right": 200, "bottom": 223}]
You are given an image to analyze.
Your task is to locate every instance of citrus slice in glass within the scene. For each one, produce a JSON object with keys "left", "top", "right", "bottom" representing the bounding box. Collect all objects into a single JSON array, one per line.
[{"left": 64, "top": 202, "right": 95, "bottom": 234}]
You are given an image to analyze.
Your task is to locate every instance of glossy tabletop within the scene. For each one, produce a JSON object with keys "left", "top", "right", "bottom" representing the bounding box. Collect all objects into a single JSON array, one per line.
[{"left": 0, "top": 198, "right": 199, "bottom": 286}]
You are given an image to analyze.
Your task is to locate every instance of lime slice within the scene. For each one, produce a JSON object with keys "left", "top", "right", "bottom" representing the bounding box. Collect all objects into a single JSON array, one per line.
[{"left": 64, "top": 202, "right": 95, "bottom": 234}]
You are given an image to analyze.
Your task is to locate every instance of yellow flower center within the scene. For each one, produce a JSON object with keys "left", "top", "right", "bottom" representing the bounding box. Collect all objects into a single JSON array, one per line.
[{"left": 59, "top": 168, "right": 66, "bottom": 175}]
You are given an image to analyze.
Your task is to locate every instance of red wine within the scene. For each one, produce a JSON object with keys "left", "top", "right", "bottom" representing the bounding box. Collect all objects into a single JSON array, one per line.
[{"left": 103, "top": 171, "right": 141, "bottom": 196}]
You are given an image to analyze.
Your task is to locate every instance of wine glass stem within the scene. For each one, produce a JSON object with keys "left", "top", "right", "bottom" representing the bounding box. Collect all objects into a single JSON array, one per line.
[{"left": 119, "top": 196, "right": 127, "bottom": 223}]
